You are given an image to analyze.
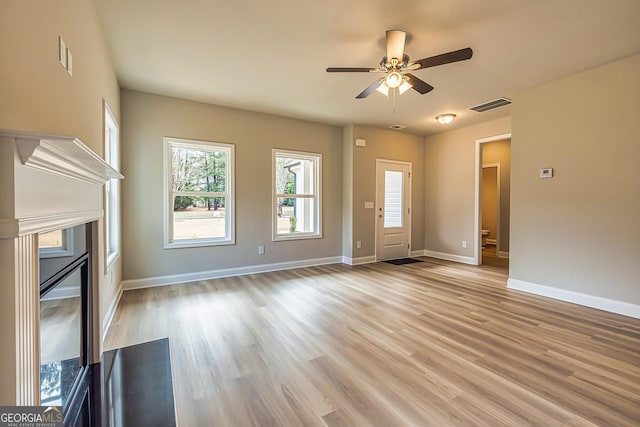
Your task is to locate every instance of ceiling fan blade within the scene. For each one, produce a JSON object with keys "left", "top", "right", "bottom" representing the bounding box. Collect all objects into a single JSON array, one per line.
[
  {"left": 412, "top": 47, "right": 473, "bottom": 69},
  {"left": 405, "top": 73, "right": 434, "bottom": 94},
  {"left": 386, "top": 30, "right": 406, "bottom": 61},
  {"left": 326, "top": 67, "right": 379, "bottom": 73},
  {"left": 356, "top": 78, "right": 384, "bottom": 99}
]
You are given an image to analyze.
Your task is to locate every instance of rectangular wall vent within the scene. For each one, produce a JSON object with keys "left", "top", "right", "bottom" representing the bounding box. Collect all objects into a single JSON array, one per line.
[{"left": 469, "top": 97, "right": 512, "bottom": 113}]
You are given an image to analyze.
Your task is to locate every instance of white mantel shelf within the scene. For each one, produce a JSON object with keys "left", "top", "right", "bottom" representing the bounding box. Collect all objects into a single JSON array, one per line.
[
  {"left": 2, "top": 130, "right": 123, "bottom": 185},
  {"left": 0, "top": 130, "right": 124, "bottom": 239}
]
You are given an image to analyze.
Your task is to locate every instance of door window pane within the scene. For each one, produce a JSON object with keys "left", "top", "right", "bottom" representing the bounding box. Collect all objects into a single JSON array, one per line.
[{"left": 384, "top": 170, "right": 403, "bottom": 228}]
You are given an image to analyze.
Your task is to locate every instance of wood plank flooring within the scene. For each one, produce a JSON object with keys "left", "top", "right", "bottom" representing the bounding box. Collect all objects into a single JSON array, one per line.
[{"left": 104, "top": 258, "right": 640, "bottom": 426}]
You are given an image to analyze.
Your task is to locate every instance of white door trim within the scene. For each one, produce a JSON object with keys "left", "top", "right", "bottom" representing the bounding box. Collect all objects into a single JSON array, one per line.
[
  {"left": 375, "top": 159, "right": 412, "bottom": 261},
  {"left": 474, "top": 133, "right": 511, "bottom": 265}
]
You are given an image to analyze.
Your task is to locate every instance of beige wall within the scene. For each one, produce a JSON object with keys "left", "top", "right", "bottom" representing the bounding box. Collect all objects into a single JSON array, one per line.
[
  {"left": 511, "top": 54, "right": 640, "bottom": 304},
  {"left": 120, "top": 90, "right": 343, "bottom": 280},
  {"left": 424, "top": 117, "right": 511, "bottom": 258},
  {"left": 346, "top": 126, "right": 425, "bottom": 260},
  {"left": 482, "top": 139, "right": 511, "bottom": 252},
  {"left": 0, "top": 0, "right": 121, "bottom": 331}
]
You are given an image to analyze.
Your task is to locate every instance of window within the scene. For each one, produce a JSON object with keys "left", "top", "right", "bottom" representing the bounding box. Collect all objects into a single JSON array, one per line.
[
  {"left": 164, "top": 137, "right": 235, "bottom": 248},
  {"left": 39, "top": 228, "right": 73, "bottom": 258},
  {"left": 273, "top": 149, "right": 322, "bottom": 240},
  {"left": 104, "top": 104, "right": 120, "bottom": 266}
]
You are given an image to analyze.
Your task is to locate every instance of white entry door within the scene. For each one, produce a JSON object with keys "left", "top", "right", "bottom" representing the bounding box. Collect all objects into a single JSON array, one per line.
[{"left": 376, "top": 160, "right": 411, "bottom": 261}]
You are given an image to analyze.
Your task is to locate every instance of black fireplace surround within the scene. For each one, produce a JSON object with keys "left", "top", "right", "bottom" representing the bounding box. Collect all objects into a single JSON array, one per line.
[{"left": 39, "top": 225, "right": 176, "bottom": 426}]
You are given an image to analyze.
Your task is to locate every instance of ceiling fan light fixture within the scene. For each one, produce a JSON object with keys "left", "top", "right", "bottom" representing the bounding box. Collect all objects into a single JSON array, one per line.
[
  {"left": 398, "top": 79, "right": 412, "bottom": 95},
  {"left": 376, "top": 83, "right": 390, "bottom": 96},
  {"left": 436, "top": 113, "right": 456, "bottom": 124},
  {"left": 385, "top": 71, "right": 403, "bottom": 89}
]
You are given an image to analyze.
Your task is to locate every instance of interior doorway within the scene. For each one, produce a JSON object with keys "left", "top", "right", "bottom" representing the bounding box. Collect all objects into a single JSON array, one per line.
[
  {"left": 375, "top": 159, "right": 412, "bottom": 261},
  {"left": 482, "top": 164, "right": 500, "bottom": 251},
  {"left": 474, "top": 134, "right": 511, "bottom": 267}
]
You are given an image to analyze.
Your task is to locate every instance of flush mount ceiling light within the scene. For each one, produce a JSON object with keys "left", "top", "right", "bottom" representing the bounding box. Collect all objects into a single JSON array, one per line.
[{"left": 435, "top": 113, "right": 456, "bottom": 124}]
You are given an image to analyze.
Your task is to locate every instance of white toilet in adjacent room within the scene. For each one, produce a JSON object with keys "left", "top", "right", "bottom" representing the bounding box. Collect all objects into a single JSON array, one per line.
[{"left": 481, "top": 229, "right": 491, "bottom": 248}]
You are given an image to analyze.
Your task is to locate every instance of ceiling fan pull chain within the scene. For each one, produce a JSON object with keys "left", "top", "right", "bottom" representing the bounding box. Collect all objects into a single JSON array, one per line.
[{"left": 391, "top": 88, "right": 397, "bottom": 114}]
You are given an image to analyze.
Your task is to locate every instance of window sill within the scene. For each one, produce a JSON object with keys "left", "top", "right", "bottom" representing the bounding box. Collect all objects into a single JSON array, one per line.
[
  {"left": 164, "top": 239, "right": 235, "bottom": 249},
  {"left": 273, "top": 233, "right": 322, "bottom": 242},
  {"left": 39, "top": 248, "right": 74, "bottom": 259}
]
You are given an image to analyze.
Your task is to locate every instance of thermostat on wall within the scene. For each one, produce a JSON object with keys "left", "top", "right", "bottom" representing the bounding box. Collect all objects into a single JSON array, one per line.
[
  {"left": 540, "top": 167, "right": 553, "bottom": 178},
  {"left": 355, "top": 138, "right": 366, "bottom": 147}
]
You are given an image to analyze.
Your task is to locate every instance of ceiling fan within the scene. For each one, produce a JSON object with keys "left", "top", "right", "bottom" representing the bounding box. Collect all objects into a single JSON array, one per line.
[{"left": 326, "top": 30, "right": 473, "bottom": 99}]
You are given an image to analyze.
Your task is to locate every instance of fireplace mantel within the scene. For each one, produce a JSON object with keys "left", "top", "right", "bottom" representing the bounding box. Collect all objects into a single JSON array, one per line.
[
  {"left": 0, "top": 130, "right": 123, "bottom": 406},
  {"left": 0, "top": 130, "right": 123, "bottom": 239}
]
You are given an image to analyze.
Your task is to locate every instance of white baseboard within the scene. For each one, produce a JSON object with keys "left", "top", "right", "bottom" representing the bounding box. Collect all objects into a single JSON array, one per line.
[
  {"left": 497, "top": 250, "right": 509, "bottom": 258},
  {"left": 102, "top": 281, "right": 123, "bottom": 341},
  {"left": 342, "top": 255, "right": 376, "bottom": 266},
  {"left": 122, "top": 256, "right": 343, "bottom": 290},
  {"left": 410, "top": 250, "right": 425, "bottom": 258},
  {"left": 422, "top": 250, "right": 476, "bottom": 265},
  {"left": 507, "top": 278, "right": 640, "bottom": 319}
]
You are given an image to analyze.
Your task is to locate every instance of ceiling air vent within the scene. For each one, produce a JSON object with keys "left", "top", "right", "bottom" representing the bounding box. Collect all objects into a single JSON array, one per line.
[
  {"left": 469, "top": 97, "right": 512, "bottom": 113},
  {"left": 388, "top": 124, "right": 407, "bottom": 130}
]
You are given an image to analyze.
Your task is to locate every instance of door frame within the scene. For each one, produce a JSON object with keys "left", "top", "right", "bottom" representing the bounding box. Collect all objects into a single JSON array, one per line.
[
  {"left": 474, "top": 133, "right": 511, "bottom": 265},
  {"left": 375, "top": 159, "right": 412, "bottom": 261}
]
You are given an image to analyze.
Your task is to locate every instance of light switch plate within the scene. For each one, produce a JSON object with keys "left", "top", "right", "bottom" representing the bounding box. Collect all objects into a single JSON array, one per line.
[
  {"left": 364, "top": 202, "right": 374, "bottom": 209},
  {"left": 355, "top": 138, "right": 366, "bottom": 147},
  {"left": 59, "top": 36, "right": 67, "bottom": 68}
]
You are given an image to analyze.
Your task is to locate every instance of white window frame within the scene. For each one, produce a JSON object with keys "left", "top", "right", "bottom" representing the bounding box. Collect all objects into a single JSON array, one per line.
[
  {"left": 272, "top": 149, "right": 322, "bottom": 241},
  {"left": 163, "top": 137, "right": 235, "bottom": 249},
  {"left": 39, "top": 228, "right": 74, "bottom": 258},
  {"left": 104, "top": 102, "right": 120, "bottom": 268}
]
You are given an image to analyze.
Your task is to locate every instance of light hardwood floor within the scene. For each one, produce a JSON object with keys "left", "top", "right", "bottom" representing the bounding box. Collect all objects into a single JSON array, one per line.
[{"left": 104, "top": 258, "right": 640, "bottom": 426}]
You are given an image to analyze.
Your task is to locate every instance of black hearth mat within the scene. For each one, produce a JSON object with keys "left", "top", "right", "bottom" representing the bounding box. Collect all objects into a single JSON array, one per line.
[{"left": 101, "top": 338, "right": 176, "bottom": 427}]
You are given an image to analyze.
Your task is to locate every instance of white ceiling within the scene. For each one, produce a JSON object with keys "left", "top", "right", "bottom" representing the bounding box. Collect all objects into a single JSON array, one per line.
[{"left": 94, "top": 0, "right": 640, "bottom": 136}]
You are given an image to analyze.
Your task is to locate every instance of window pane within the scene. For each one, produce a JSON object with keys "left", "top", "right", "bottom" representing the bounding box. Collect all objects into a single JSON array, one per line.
[
  {"left": 384, "top": 170, "right": 403, "bottom": 228},
  {"left": 276, "top": 197, "right": 315, "bottom": 235},
  {"left": 171, "top": 146, "right": 226, "bottom": 193},
  {"left": 40, "top": 230, "right": 64, "bottom": 249},
  {"left": 172, "top": 196, "right": 226, "bottom": 240},
  {"left": 275, "top": 156, "right": 314, "bottom": 196}
]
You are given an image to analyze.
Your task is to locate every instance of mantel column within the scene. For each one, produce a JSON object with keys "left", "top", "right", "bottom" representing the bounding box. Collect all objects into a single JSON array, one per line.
[{"left": 0, "top": 235, "right": 40, "bottom": 405}]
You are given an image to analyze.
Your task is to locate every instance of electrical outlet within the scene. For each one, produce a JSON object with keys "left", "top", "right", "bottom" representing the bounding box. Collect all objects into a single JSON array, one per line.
[
  {"left": 462, "top": 241, "right": 467, "bottom": 248},
  {"left": 356, "top": 240, "right": 362, "bottom": 249},
  {"left": 258, "top": 245, "right": 265, "bottom": 255}
]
